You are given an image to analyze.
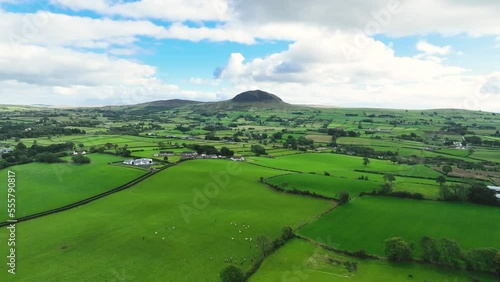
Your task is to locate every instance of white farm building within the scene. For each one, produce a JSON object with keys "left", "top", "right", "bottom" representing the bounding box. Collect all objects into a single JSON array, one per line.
[{"left": 123, "top": 158, "right": 153, "bottom": 166}]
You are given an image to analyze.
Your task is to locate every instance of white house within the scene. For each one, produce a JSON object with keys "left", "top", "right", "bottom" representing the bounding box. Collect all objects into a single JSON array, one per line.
[
  {"left": 123, "top": 158, "right": 153, "bottom": 166},
  {"left": 0, "top": 148, "right": 13, "bottom": 154},
  {"left": 487, "top": 186, "right": 500, "bottom": 199},
  {"left": 230, "top": 156, "right": 245, "bottom": 162}
]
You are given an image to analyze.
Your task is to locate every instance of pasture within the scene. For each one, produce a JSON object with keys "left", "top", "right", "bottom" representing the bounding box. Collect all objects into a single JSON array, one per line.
[
  {"left": 266, "top": 173, "right": 441, "bottom": 199},
  {"left": 0, "top": 160, "right": 332, "bottom": 281},
  {"left": 248, "top": 153, "right": 442, "bottom": 179},
  {"left": 250, "top": 239, "right": 496, "bottom": 282},
  {"left": 267, "top": 173, "right": 380, "bottom": 199},
  {"left": 0, "top": 154, "right": 145, "bottom": 221},
  {"left": 298, "top": 196, "right": 500, "bottom": 257}
]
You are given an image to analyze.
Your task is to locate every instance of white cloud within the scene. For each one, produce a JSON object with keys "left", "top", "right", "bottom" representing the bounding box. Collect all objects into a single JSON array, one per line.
[
  {"left": 0, "top": 10, "right": 167, "bottom": 49},
  {"left": 0, "top": 42, "right": 210, "bottom": 106},
  {"left": 496, "top": 36, "right": 500, "bottom": 47},
  {"left": 232, "top": 0, "right": 500, "bottom": 37},
  {"left": 416, "top": 41, "right": 452, "bottom": 55},
  {"left": 213, "top": 32, "right": 500, "bottom": 112},
  {"left": 0, "top": 43, "right": 157, "bottom": 87},
  {"left": 51, "top": 0, "right": 231, "bottom": 22}
]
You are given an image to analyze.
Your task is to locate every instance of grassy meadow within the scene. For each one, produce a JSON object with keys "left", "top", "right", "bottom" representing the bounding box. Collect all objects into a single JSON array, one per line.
[
  {"left": 0, "top": 160, "right": 332, "bottom": 281},
  {"left": 0, "top": 154, "right": 145, "bottom": 221},
  {"left": 298, "top": 196, "right": 500, "bottom": 257},
  {"left": 250, "top": 239, "right": 496, "bottom": 282}
]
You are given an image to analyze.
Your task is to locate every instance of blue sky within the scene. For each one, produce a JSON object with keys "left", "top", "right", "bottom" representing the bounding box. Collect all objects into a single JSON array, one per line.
[{"left": 0, "top": 0, "right": 499, "bottom": 111}]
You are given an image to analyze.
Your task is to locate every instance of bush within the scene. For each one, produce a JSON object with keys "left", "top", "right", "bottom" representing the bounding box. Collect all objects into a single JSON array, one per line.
[
  {"left": 251, "top": 144, "right": 267, "bottom": 155},
  {"left": 338, "top": 191, "right": 350, "bottom": 204},
  {"left": 220, "top": 265, "right": 245, "bottom": 282},
  {"left": 353, "top": 249, "right": 369, "bottom": 259},
  {"left": 384, "top": 237, "right": 413, "bottom": 262},
  {"left": 72, "top": 155, "right": 91, "bottom": 164},
  {"left": 35, "top": 152, "right": 63, "bottom": 163}
]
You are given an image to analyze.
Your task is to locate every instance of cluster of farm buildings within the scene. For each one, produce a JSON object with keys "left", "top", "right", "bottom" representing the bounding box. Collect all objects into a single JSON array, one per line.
[{"left": 123, "top": 151, "right": 245, "bottom": 166}]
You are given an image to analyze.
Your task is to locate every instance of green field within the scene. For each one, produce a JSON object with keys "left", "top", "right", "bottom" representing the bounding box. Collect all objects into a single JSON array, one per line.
[
  {"left": 471, "top": 149, "right": 500, "bottom": 163},
  {"left": 298, "top": 196, "right": 500, "bottom": 257},
  {"left": 250, "top": 239, "right": 496, "bottom": 281},
  {"left": 0, "top": 96, "right": 499, "bottom": 280},
  {"left": 267, "top": 173, "right": 380, "bottom": 199},
  {"left": 0, "top": 160, "right": 332, "bottom": 281},
  {"left": 0, "top": 154, "right": 145, "bottom": 221},
  {"left": 267, "top": 173, "right": 441, "bottom": 199},
  {"left": 249, "top": 153, "right": 399, "bottom": 173}
]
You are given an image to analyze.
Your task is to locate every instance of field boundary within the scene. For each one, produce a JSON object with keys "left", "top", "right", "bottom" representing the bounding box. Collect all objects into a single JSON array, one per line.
[{"left": 294, "top": 235, "right": 382, "bottom": 260}]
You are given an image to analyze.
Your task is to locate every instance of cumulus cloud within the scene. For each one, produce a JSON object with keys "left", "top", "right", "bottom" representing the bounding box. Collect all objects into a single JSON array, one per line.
[
  {"left": 416, "top": 41, "right": 452, "bottom": 56},
  {"left": 232, "top": 0, "right": 500, "bottom": 37},
  {"left": 51, "top": 0, "right": 232, "bottom": 21},
  {"left": 0, "top": 43, "right": 156, "bottom": 87},
  {"left": 212, "top": 32, "right": 500, "bottom": 111}
]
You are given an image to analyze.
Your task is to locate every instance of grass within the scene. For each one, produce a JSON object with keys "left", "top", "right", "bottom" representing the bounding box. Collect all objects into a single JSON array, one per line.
[
  {"left": 0, "top": 154, "right": 145, "bottom": 221},
  {"left": 0, "top": 160, "right": 332, "bottom": 281},
  {"left": 248, "top": 153, "right": 442, "bottom": 179},
  {"left": 471, "top": 149, "right": 500, "bottom": 163},
  {"left": 298, "top": 196, "right": 500, "bottom": 257},
  {"left": 267, "top": 173, "right": 441, "bottom": 199},
  {"left": 250, "top": 239, "right": 496, "bottom": 281},
  {"left": 248, "top": 153, "right": 399, "bottom": 173},
  {"left": 267, "top": 174, "right": 380, "bottom": 199}
]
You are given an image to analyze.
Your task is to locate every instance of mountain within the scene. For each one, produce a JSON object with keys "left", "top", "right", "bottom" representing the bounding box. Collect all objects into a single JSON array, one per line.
[
  {"left": 194, "top": 90, "right": 294, "bottom": 111},
  {"left": 231, "top": 90, "right": 284, "bottom": 103},
  {"left": 140, "top": 99, "right": 202, "bottom": 109},
  {"left": 103, "top": 90, "right": 296, "bottom": 112}
]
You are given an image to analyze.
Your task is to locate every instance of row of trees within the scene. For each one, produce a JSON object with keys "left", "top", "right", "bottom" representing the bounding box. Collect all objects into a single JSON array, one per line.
[
  {"left": 437, "top": 181, "right": 499, "bottom": 206},
  {"left": 0, "top": 142, "right": 92, "bottom": 167},
  {"left": 185, "top": 144, "right": 235, "bottom": 157},
  {"left": 385, "top": 236, "right": 499, "bottom": 274}
]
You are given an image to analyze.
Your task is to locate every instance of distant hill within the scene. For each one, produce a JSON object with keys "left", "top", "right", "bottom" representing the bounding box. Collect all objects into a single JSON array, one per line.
[
  {"left": 140, "top": 99, "right": 202, "bottom": 109},
  {"left": 231, "top": 90, "right": 284, "bottom": 103},
  {"left": 107, "top": 99, "right": 202, "bottom": 112},
  {"left": 95, "top": 90, "right": 297, "bottom": 112},
  {"left": 190, "top": 90, "right": 295, "bottom": 111}
]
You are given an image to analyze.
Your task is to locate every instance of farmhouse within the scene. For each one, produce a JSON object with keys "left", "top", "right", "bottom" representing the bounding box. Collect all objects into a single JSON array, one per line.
[
  {"left": 230, "top": 156, "right": 245, "bottom": 162},
  {"left": 123, "top": 158, "right": 154, "bottom": 166},
  {"left": 180, "top": 152, "right": 198, "bottom": 160},
  {"left": 154, "top": 151, "right": 175, "bottom": 157},
  {"left": 0, "top": 148, "right": 13, "bottom": 154},
  {"left": 487, "top": 186, "right": 500, "bottom": 199},
  {"left": 73, "top": 151, "right": 87, "bottom": 155}
]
